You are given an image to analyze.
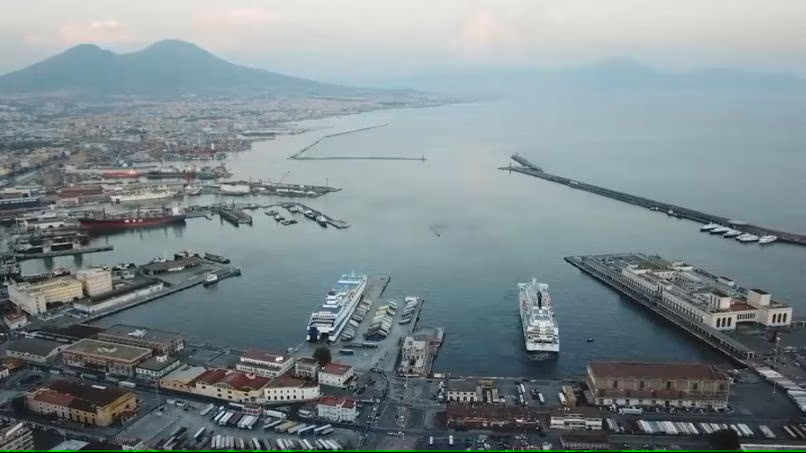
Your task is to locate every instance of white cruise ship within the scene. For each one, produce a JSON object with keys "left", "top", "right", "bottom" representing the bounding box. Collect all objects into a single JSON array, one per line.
[
  {"left": 110, "top": 186, "right": 177, "bottom": 204},
  {"left": 307, "top": 273, "right": 368, "bottom": 343},
  {"left": 518, "top": 279, "right": 559, "bottom": 355}
]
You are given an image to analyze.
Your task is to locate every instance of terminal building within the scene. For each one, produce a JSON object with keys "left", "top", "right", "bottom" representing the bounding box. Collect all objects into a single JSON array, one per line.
[
  {"left": 8, "top": 276, "right": 84, "bottom": 315},
  {"left": 25, "top": 380, "right": 137, "bottom": 427},
  {"left": 75, "top": 268, "right": 113, "bottom": 297},
  {"left": 318, "top": 363, "right": 355, "bottom": 388},
  {"left": 235, "top": 350, "right": 294, "bottom": 378},
  {"left": 97, "top": 324, "right": 185, "bottom": 355},
  {"left": 586, "top": 361, "right": 731, "bottom": 409},
  {"left": 5, "top": 338, "right": 69, "bottom": 364},
  {"left": 62, "top": 338, "right": 152, "bottom": 377},
  {"left": 316, "top": 397, "right": 357, "bottom": 423},
  {"left": 193, "top": 368, "right": 271, "bottom": 403},
  {"left": 617, "top": 254, "right": 793, "bottom": 331}
]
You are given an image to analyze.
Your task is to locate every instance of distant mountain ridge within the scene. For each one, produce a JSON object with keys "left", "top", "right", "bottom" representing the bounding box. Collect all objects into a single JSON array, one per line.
[
  {"left": 0, "top": 40, "right": 374, "bottom": 96},
  {"left": 363, "top": 57, "right": 805, "bottom": 94}
]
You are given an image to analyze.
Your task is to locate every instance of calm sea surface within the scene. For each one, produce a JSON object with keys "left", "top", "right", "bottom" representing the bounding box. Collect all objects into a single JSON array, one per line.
[{"left": 25, "top": 90, "right": 806, "bottom": 377}]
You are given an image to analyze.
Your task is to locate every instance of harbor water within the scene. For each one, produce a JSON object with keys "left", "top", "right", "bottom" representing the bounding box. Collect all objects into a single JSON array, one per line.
[{"left": 23, "top": 90, "right": 806, "bottom": 377}]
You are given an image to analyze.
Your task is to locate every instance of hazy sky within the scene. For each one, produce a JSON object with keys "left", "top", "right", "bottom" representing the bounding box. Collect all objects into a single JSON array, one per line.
[{"left": 2, "top": 0, "right": 805, "bottom": 79}]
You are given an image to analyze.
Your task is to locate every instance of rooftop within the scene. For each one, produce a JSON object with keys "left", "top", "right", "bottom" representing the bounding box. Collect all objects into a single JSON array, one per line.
[
  {"left": 195, "top": 369, "right": 270, "bottom": 392},
  {"left": 39, "top": 380, "right": 131, "bottom": 410},
  {"left": 99, "top": 324, "right": 182, "bottom": 344},
  {"left": 446, "top": 403, "right": 541, "bottom": 422},
  {"left": 296, "top": 357, "right": 318, "bottom": 366},
  {"left": 241, "top": 349, "right": 290, "bottom": 365},
  {"left": 40, "top": 324, "right": 104, "bottom": 340},
  {"left": 589, "top": 362, "right": 729, "bottom": 381},
  {"left": 317, "top": 396, "right": 356, "bottom": 409},
  {"left": 63, "top": 338, "right": 152, "bottom": 363},
  {"left": 161, "top": 365, "right": 206, "bottom": 385},
  {"left": 266, "top": 375, "right": 316, "bottom": 389},
  {"left": 13, "top": 276, "right": 80, "bottom": 293},
  {"left": 447, "top": 379, "right": 481, "bottom": 393},
  {"left": 5, "top": 338, "right": 65, "bottom": 357},
  {"left": 751, "top": 288, "right": 770, "bottom": 295},
  {"left": 561, "top": 432, "right": 610, "bottom": 445},
  {"left": 320, "top": 363, "right": 352, "bottom": 376},
  {"left": 136, "top": 355, "right": 179, "bottom": 371}
]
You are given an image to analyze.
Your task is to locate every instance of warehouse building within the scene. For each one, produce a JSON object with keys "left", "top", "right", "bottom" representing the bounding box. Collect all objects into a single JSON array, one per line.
[
  {"left": 97, "top": 324, "right": 184, "bottom": 355},
  {"left": 62, "top": 338, "right": 152, "bottom": 377}
]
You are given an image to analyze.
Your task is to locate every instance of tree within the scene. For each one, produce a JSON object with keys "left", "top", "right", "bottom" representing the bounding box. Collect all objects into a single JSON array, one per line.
[
  {"left": 313, "top": 346, "right": 332, "bottom": 367},
  {"left": 9, "top": 396, "right": 26, "bottom": 414}
]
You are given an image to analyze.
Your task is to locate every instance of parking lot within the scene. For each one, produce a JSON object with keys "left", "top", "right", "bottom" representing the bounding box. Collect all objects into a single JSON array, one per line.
[{"left": 117, "top": 399, "right": 360, "bottom": 449}]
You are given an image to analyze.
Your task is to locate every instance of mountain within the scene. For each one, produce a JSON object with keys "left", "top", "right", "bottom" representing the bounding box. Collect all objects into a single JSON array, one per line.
[
  {"left": 0, "top": 40, "right": 375, "bottom": 97},
  {"left": 363, "top": 57, "right": 804, "bottom": 94}
]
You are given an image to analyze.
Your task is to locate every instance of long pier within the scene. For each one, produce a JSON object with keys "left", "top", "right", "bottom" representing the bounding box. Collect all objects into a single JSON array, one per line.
[
  {"left": 565, "top": 254, "right": 757, "bottom": 362},
  {"left": 502, "top": 154, "right": 806, "bottom": 246},
  {"left": 15, "top": 245, "right": 113, "bottom": 260},
  {"left": 289, "top": 123, "right": 427, "bottom": 161}
]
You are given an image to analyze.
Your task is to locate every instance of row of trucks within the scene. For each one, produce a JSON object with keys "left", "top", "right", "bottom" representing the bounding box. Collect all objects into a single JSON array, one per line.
[
  {"left": 206, "top": 435, "right": 343, "bottom": 450},
  {"left": 365, "top": 302, "right": 396, "bottom": 341},
  {"left": 633, "top": 420, "right": 775, "bottom": 439}
]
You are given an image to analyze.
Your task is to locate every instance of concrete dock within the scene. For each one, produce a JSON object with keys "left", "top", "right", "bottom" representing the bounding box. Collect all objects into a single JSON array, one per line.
[
  {"left": 279, "top": 202, "right": 350, "bottom": 229},
  {"left": 291, "top": 275, "right": 431, "bottom": 373},
  {"left": 15, "top": 244, "right": 113, "bottom": 260},
  {"left": 565, "top": 254, "right": 757, "bottom": 362},
  {"left": 503, "top": 154, "right": 806, "bottom": 246}
]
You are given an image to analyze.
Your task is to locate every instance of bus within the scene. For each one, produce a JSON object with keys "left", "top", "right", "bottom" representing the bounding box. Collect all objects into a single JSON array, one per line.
[
  {"left": 298, "top": 425, "right": 316, "bottom": 436},
  {"left": 558, "top": 393, "right": 567, "bottom": 405},
  {"left": 193, "top": 427, "right": 206, "bottom": 441},
  {"left": 118, "top": 381, "right": 136, "bottom": 389},
  {"left": 314, "top": 424, "right": 334, "bottom": 435},
  {"left": 537, "top": 392, "right": 545, "bottom": 404}
]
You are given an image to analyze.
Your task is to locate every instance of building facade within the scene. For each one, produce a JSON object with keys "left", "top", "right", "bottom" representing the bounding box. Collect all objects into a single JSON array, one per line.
[
  {"left": 76, "top": 268, "right": 113, "bottom": 297},
  {"left": 97, "top": 324, "right": 184, "bottom": 355},
  {"left": 62, "top": 338, "right": 152, "bottom": 377},
  {"left": 8, "top": 277, "right": 84, "bottom": 315},
  {"left": 560, "top": 433, "right": 611, "bottom": 450},
  {"left": 547, "top": 408, "right": 603, "bottom": 431},
  {"left": 159, "top": 366, "right": 207, "bottom": 393},
  {"left": 447, "top": 380, "right": 482, "bottom": 403},
  {"left": 234, "top": 350, "right": 294, "bottom": 378},
  {"left": 193, "top": 369, "right": 270, "bottom": 403},
  {"left": 26, "top": 380, "right": 137, "bottom": 427},
  {"left": 264, "top": 376, "right": 320, "bottom": 403},
  {"left": 316, "top": 397, "right": 357, "bottom": 423},
  {"left": 318, "top": 363, "right": 354, "bottom": 388},
  {"left": 135, "top": 355, "right": 181, "bottom": 382},
  {"left": 294, "top": 357, "right": 319, "bottom": 379},
  {"left": 586, "top": 362, "right": 731, "bottom": 409}
]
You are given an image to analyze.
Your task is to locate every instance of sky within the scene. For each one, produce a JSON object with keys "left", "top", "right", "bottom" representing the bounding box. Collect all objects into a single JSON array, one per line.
[{"left": 1, "top": 0, "right": 806, "bottom": 80}]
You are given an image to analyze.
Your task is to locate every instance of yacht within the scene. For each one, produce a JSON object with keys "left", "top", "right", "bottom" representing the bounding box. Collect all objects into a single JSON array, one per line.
[
  {"left": 203, "top": 272, "right": 219, "bottom": 287},
  {"left": 758, "top": 235, "right": 778, "bottom": 245},
  {"left": 700, "top": 223, "right": 719, "bottom": 232},
  {"left": 316, "top": 215, "right": 328, "bottom": 227},
  {"left": 737, "top": 233, "right": 760, "bottom": 243},
  {"left": 710, "top": 226, "right": 730, "bottom": 234},
  {"left": 723, "top": 229, "right": 742, "bottom": 238}
]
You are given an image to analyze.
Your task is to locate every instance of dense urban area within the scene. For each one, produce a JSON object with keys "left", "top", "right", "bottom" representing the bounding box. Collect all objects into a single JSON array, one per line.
[{"left": 0, "top": 41, "right": 803, "bottom": 451}]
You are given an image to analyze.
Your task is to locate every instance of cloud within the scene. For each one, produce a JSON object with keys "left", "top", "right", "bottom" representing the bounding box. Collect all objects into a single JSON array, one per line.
[
  {"left": 190, "top": 7, "right": 284, "bottom": 51},
  {"left": 56, "top": 19, "right": 139, "bottom": 46},
  {"left": 450, "top": 9, "right": 525, "bottom": 60}
]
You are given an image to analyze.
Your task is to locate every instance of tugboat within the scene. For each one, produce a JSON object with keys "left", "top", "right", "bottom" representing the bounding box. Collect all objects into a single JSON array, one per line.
[{"left": 203, "top": 272, "right": 219, "bottom": 287}]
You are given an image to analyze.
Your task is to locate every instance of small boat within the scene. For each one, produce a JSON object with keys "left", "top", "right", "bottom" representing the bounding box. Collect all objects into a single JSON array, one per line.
[
  {"left": 203, "top": 272, "right": 219, "bottom": 287},
  {"left": 700, "top": 223, "right": 718, "bottom": 232},
  {"left": 274, "top": 214, "right": 285, "bottom": 222},
  {"left": 737, "top": 233, "right": 760, "bottom": 243},
  {"left": 204, "top": 253, "right": 231, "bottom": 264},
  {"left": 280, "top": 219, "right": 298, "bottom": 226},
  {"left": 758, "top": 235, "right": 778, "bottom": 245},
  {"left": 587, "top": 338, "right": 594, "bottom": 343},
  {"left": 710, "top": 226, "right": 729, "bottom": 234},
  {"left": 303, "top": 210, "right": 316, "bottom": 219},
  {"left": 204, "top": 214, "right": 213, "bottom": 221},
  {"left": 265, "top": 210, "right": 279, "bottom": 216},
  {"left": 287, "top": 205, "right": 301, "bottom": 214},
  {"left": 185, "top": 185, "right": 202, "bottom": 196},
  {"left": 723, "top": 229, "right": 742, "bottom": 238},
  {"left": 316, "top": 215, "right": 328, "bottom": 227}
]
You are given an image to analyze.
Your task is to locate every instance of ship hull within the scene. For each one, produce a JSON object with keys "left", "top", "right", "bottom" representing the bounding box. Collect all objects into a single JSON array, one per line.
[
  {"left": 519, "top": 280, "right": 560, "bottom": 356},
  {"left": 78, "top": 215, "right": 186, "bottom": 230}
]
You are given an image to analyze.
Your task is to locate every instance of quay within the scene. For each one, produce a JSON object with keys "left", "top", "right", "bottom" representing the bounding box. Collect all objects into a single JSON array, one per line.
[
  {"left": 15, "top": 244, "right": 113, "bottom": 260},
  {"left": 217, "top": 204, "right": 252, "bottom": 226},
  {"left": 270, "top": 202, "right": 350, "bottom": 229},
  {"left": 502, "top": 154, "right": 806, "bottom": 246},
  {"left": 76, "top": 258, "right": 239, "bottom": 324}
]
